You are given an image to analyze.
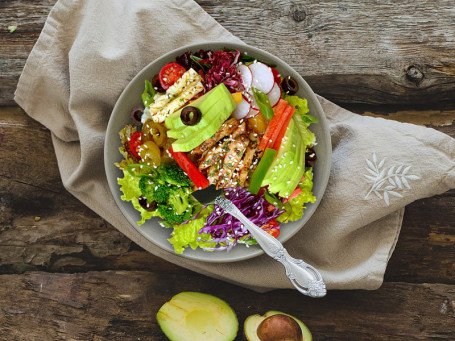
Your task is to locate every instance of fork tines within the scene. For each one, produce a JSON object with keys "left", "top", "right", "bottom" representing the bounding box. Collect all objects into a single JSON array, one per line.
[{"left": 214, "top": 196, "right": 235, "bottom": 213}]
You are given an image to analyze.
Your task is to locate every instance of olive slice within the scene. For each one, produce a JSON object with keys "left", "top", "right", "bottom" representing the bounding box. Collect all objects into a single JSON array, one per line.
[
  {"left": 305, "top": 148, "right": 317, "bottom": 167},
  {"left": 152, "top": 74, "right": 165, "bottom": 93},
  {"left": 181, "top": 106, "right": 202, "bottom": 126},
  {"left": 281, "top": 76, "right": 299, "bottom": 95},
  {"left": 131, "top": 106, "right": 144, "bottom": 124},
  {"left": 138, "top": 196, "right": 157, "bottom": 211}
]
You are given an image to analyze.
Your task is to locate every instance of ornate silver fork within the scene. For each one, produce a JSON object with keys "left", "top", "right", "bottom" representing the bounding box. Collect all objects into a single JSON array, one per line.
[{"left": 215, "top": 196, "right": 326, "bottom": 298}]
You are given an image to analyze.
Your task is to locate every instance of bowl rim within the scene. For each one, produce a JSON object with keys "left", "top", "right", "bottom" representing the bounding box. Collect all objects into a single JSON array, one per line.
[{"left": 104, "top": 41, "right": 332, "bottom": 263}]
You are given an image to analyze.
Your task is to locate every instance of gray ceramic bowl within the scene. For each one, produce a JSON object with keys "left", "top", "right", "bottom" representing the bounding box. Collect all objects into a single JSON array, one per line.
[{"left": 104, "top": 42, "right": 331, "bottom": 263}]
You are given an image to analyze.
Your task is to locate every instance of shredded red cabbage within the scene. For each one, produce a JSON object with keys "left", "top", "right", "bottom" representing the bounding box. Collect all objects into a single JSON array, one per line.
[
  {"left": 200, "top": 49, "right": 242, "bottom": 93},
  {"left": 175, "top": 48, "right": 243, "bottom": 93},
  {"left": 198, "top": 187, "right": 284, "bottom": 251}
]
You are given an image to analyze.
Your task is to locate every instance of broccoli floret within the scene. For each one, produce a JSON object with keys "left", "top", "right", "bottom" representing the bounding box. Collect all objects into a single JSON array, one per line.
[
  {"left": 157, "top": 205, "right": 187, "bottom": 225},
  {"left": 167, "top": 187, "right": 192, "bottom": 215},
  {"left": 158, "top": 163, "right": 192, "bottom": 187},
  {"left": 138, "top": 176, "right": 170, "bottom": 204}
]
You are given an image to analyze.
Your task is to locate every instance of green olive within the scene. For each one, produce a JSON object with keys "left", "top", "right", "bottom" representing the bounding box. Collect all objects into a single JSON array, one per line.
[
  {"left": 142, "top": 119, "right": 167, "bottom": 147},
  {"left": 139, "top": 140, "right": 161, "bottom": 166}
]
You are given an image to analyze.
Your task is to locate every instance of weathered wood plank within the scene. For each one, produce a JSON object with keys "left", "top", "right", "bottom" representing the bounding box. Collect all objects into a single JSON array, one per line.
[
  {"left": 1, "top": 0, "right": 455, "bottom": 107},
  {"left": 0, "top": 271, "right": 454, "bottom": 340},
  {"left": 1, "top": 107, "right": 454, "bottom": 284}
]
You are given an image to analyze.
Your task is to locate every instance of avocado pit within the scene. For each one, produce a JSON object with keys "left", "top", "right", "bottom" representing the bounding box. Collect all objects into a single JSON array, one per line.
[
  {"left": 244, "top": 311, "right": 312, "bottom": 341},
  {"left": 257, "top": 314, "right": 303, "bottom": 341}
]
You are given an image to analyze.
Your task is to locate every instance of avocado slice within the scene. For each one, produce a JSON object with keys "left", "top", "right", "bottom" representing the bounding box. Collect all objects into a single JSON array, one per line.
[
  {"left": 262, "top": 119, "right": 297, "bottom": 189},
  {"left": 170, "top": 97, "right": 236, "bottom": 152},
  {"left": 280, "top": 136, "right": 306, "bottom": 197},
  {"left": 244, "top": 311, "right": 312, "bottom": 341},
  {"left": 167, "top": 100, "right": 232, "bottom": 140},
  {"left": 268, "top": 122, "right": 302, "bottom": 194},
  {"left": 156, "top": 291, "right": 238, "bottom": 341},
  {"left": 165, "top": 83, "right": 234, "bottom": 132}
]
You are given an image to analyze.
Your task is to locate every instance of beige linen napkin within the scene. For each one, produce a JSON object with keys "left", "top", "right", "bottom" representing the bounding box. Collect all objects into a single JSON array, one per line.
[{"left": 15, "top": 0, "right": 455, "bottom": 291}]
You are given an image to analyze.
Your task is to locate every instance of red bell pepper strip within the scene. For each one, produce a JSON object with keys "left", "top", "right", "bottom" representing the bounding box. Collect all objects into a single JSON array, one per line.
[
  {"left": 248, "top": 148, "right": 277, "bottom": 194},
  {"left": 271, "top": 105, "right": 296, "bottom": 151},
  {"left": 258, "top": 100, "right": 288, "bottom": 151},
  {"left": 168, "top": 147, "right": 210, "bottom": 189},
  {"left": 273, "top": 99, "right": 288, "bottom": 116}
]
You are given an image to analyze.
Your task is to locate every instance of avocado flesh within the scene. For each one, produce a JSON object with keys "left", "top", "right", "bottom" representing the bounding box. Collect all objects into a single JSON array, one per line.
[
  {"left": 244, "top": 311, "right": 312, "bottom": 341},
  {"left": 282, "top": 132, "right": 307, "bottom": 197},
  {"left": 165, "top": 88, "right": 214, "bottom": 131},
  {"left": 269, "top": 122, "right": 302, "bottom": 194},
  {"left": 275, "top": 123, "right": 305, "bottom": 196},
  {"left": 167, "top": 100, "right": 232, "bottom": 140},
  {"left": 165, "top": 83, "right": 234, "bottom": 132},
  {"left": 156, "top": 291, "right": 238, "bottom": 341},
  {"left": 170, "top": 98, "right": 236, "bottom": 152},
  {"left": 262, "top": 120, "right": 297, "bottom": 191}
]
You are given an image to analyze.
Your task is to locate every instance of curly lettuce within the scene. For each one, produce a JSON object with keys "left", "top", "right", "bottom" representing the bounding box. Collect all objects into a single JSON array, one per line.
[
  {"left": 277, "top": 168, "right": 316, "bottom": 223},
  {"left": 168, "top": 206, "right": 216, "bottom": 254},
  {"left": 117, "top": 169, "right": 162, "bottom": 225}
]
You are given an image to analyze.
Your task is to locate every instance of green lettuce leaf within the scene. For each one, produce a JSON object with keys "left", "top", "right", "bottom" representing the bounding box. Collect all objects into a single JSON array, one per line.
[
  {"left": 117, "top": 169, "right": 161, "bottom": 225},
  {"left": 142, "top": 80, "right": 156, "bottom": 107},
  {"left": 285, "top": 94, "right": 317, "bottom": 147},
  {"left": 277, "top": 168, "right": 316, "bottom": 223},
  {"left": 168, "top": 206, "right": 216, "bottom": 254}
]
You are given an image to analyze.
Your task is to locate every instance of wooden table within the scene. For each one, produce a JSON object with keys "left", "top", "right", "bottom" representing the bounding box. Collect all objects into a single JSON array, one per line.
[{"left": 1, "top": 1, "right": 454, "bottom": 339}]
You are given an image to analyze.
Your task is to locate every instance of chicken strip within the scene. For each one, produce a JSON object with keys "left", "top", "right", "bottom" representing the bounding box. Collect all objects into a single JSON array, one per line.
[
  {"left": 198, "top": 139, "right": 230, "bottom": 171},
  {"left": 215, "top": 135, "right": 250, "bottom": 189},
  {"left": 238, "top": 142, "right": 258, "bottom": 186},
  {"left": 192, "top": 118, "right": 240, "bottom": 157}
]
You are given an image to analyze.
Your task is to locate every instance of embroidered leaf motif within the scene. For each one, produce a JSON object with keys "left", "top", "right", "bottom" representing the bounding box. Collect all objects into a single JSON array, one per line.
[
  {"left": 402, "top": 177, "right": 410, "bottom": 189},
  {"left": 364, "top": 153, "right": 420, "bottom": 206},
  {"left": 383, "top": 191, "right": 390, "bottom": 206}
]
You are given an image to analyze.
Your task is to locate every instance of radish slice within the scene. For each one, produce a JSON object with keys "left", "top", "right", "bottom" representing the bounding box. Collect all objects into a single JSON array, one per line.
[
  {"left": 246, "top": 107, "right": 259, "bottom": 118},
  {"left": 267, "top": 82, "right": 282, "bottom": 107},
  {"left": 249, "top": 62, "right": 274, "bottom": 94},
  {"left": 238, "top": 64, "right": 252, "bottom": 88},
  {"left": 231, "top": 99, "right": 252, "bottom": 119},
  {"left": 242, "top": 90, "right": 259, "bottom": 110}
]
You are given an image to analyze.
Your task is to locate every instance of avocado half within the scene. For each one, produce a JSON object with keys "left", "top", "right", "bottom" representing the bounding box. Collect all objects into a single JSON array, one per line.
[
  {"left": 244, "top": 311, "right": 312, "bottom": 341},
  {"left": 156, "top": 292, "right": 238, "bottom": 341}
]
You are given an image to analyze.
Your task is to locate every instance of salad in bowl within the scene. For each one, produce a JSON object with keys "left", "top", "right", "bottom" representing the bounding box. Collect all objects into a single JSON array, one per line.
[{"left": 105, "top": 42, "right": 331, "bottom": 261}]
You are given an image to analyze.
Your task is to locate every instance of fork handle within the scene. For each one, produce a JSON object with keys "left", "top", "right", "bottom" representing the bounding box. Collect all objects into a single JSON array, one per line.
[{"left": 235, "top": 212, "right": 326, "bottom": 298}]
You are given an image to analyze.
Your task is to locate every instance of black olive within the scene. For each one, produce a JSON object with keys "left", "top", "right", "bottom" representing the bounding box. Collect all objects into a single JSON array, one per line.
[
  {"left": 180, "top": 106, "right": 202, "bottom": 126},
  {"left": 152, "top": 74, "right": 165, "bottom": 93},
  {"left": 281, "top": 76, "right": 299, "bottom": 95},
  {"left": 305, "top": 148, "right": 317, "bottom": 167},
  {"left": 139, "top": 196, "right": 157, "bottom": 211},
  {"left": 131, "top": 106, "right": 144, "bottom": 124}
]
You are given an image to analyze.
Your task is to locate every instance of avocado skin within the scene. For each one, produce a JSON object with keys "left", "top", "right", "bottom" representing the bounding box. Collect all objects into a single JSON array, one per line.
[
  {"left": 244, "top": 310, "right": 312, "bottom": 341},
  {"left": 156, "top": 291, "right": 238, "bottom": 341}
]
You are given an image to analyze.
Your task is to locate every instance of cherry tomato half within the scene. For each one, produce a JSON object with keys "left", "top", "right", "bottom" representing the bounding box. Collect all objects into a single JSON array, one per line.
[
  {"left": 159, "top": 63, "right": 186, "bottom": 90},
  {"left": 266, "top": 228, "right": 280, "bottom": 238},
  {"left": 261, "top": 219, "right": 280, "bottom": 238},
  {"left": 129, "top": 131, "right": 142, "bottom": 159},
  {"left": 270, "top": 67, "right": 282, "bottom": 84}
]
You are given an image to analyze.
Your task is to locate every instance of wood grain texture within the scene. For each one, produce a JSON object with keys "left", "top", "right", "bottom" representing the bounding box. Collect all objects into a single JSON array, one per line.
[
  {"left": 1, "top": 1, "right": 455, "bottom": 339},
  {"left": 1, "top": 0, "right": 454, "bottom": 107},
  {"left": 1, "top": 107, "right": 454, "bottom": 284},
  {"left": 0, "top": 271, "right": 454, "bottom": 340}
]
